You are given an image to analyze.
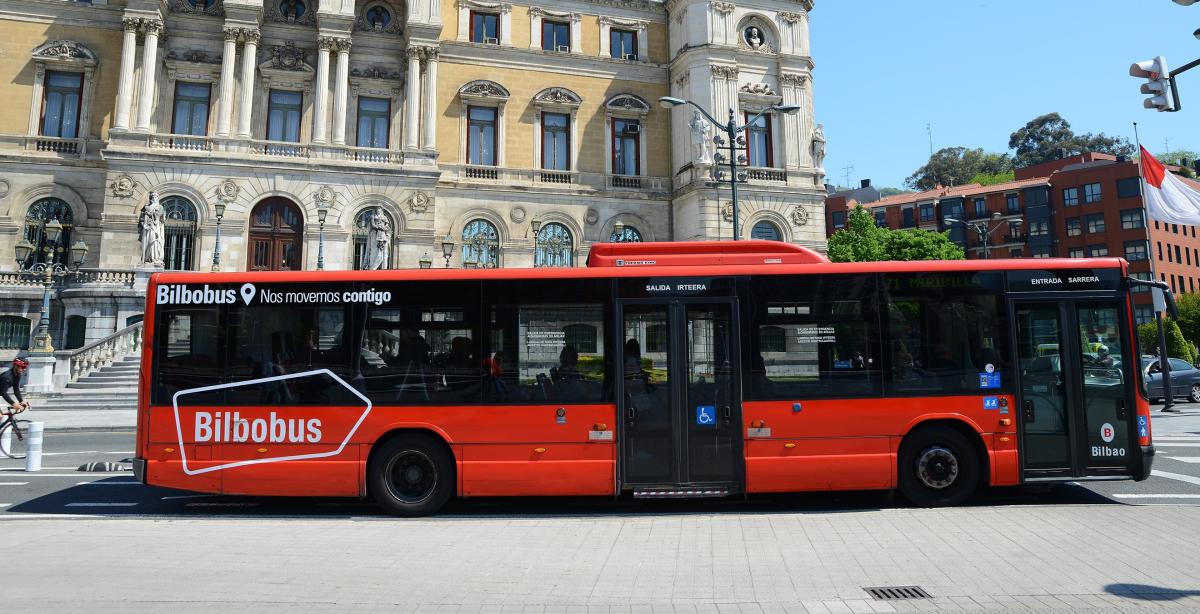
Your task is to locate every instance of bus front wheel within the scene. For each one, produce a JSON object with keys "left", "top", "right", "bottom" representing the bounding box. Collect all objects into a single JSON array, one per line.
[
  {"left": 370, "top": 434, "right": 455, "bottom": 517},
  {"left": 897, "top": 426, "right": 979, "bottom": 507}
]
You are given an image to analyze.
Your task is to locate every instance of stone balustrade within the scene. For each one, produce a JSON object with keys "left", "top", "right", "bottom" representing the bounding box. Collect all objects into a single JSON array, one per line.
[{"left": 52, "top": 322, "right": 143, "bottom": 391}]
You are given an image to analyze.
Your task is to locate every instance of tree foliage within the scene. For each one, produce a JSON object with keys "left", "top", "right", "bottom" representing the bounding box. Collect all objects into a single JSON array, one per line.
[
  {"left": 969, "top": 170, "right": 1016, "bottom": 186},
  {"left": 1137, "top": 319, "right": 1198, "bottom": 365},
  {"left": 904, "top": 147, "right": 1013, "bottom": 191},
  {"left": 1008, "top": 112, "right": 1134, "bottom": 168},
  {"left": 1175, "top": 293, "right": 1200, "bottom": 350},
  {"left": 827, "top": 206, "right": 965, "bottom": 263}
]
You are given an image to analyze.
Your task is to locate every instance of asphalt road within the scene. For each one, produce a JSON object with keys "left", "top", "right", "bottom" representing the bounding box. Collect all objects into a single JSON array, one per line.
[{"left": 2, "top": 412, "right": 1198, "bottom": 518}]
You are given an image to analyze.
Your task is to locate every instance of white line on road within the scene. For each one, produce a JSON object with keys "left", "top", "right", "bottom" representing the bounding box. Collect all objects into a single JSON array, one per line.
[
  {"left": 185, "top": 502, "right": 258, "bottom": 507},
  {"left": 1162, "top": 457, "right": 1200, "bottom": 463},
  {"left": 0, "top": 473, "right": 130, "bottom": 477},
  {"left": 0, "top": 482, "right": 29, "bottom": 486},
  {"left": 75, "top": 481, "right": 140, "bottom": 485},
  {"left": 0, "top": 503, "right": 10, "bottom": 507},
  {"left": 160, "top": 494, "right": 212, "bottom": 500},
  {"left": 1155, "top": 443, "right": 1200, "bottom": 448},
  {"left": 1151, "top": 469, "right": 1200, "bottom": 487},
  {"left": 64, "top": 502, "right": 138, "bottom": 507},
  {"left": 2, "top": 467, "right": 123, "bottom": 471},
  {"left": 1113, "top": 494, "right": 1200, "bottom": 499},
  {"left": 0, "top": 514, "right": 102, "bottom": 519}
]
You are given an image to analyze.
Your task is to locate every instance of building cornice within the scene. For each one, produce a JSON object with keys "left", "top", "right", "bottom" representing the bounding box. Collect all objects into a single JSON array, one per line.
[
  {"left": 0, "top": 0, "right": 122, "bottom": 29},
  {"left": 440, "top": 41, "right": 668, "bottom": 83}
]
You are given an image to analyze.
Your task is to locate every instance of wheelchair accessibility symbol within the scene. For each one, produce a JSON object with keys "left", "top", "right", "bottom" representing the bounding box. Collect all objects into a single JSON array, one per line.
[{"left": 696, "top": 405, "right": 716, "bottom": 426}]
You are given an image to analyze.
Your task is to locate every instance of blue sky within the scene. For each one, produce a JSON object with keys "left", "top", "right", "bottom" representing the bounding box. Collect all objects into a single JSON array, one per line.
[{"left": 810, "top": 1, "right": 1200, "bottom": 190}]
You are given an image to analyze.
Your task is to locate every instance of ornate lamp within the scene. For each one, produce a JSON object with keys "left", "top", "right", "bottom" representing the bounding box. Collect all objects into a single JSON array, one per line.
[
  {"left": 70, "top": 239, "right": 88, "bottom": 269},
  {"left": 418, "top": 253, "right": 432, "bottom": 269},
  {"left": 613, "top": 220, "right": 625, "bottom": 241},
  {"left": 440, "top": 233, "right": 455, "bottom": 268},
  {"left": 44, "top": 219, "right": 63, "bottom": 245},
  {"left": 316, "top": 206, "right": 329, "bottom": 270},
  {"left": 212, "top": 202, "right": 226, "bottom": 272},
  {"left": 14, "top": 238, "right": 33, "bottom": 265}
]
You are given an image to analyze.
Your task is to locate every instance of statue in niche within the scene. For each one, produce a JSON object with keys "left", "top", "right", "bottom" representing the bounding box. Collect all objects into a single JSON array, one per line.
[
  {"left": 689, "top": 110, "right": 713, "bottom": 165},
  {"left": 139, "top": 191, "right": 165, "bottom": 267},
  {"left": 745, "top": 26, "right": 764, "bottom": 49},
  {"left": 811, "top": 123, "right": 826, "bottom": 169},
  {"left": 365, "top": 207, "right": 392, "bottom": 270}
]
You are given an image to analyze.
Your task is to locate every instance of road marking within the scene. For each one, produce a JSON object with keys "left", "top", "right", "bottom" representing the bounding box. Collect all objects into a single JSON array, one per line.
[
  {"left": 1155, "top": 443, "right": 1200, "bottom": 448},
  {"left": 64, "top": 502, "right": 137, "bottom": 507},
  {"left": 2, "top": 466, "right": 124, "bottom": 471},
  {"left": 0, "top": 473, "right": 130, "bottom": 477},
  {"left": 0, "top": 482, "right": 29, "bottom": 486},
  {"left": 1151, "top": 469, "right": 1200, "bottom": 487},
  {"left": 0, "top": 503, "right": 10, "bottom": 507},
  {"left": 1113, "top": 494, "right": 1200, "bottom": 499},
  {"left": 185, "top": 502, "right": 258, "bottom": 507},
  {"left": 75, "top": 481, "right": 140, "bottom": 486},
  {"left": 161, "top": 494, "right": 212, "bottom": 500},
  {"left": 1163, "top": 457, "right": 1200, "bottom": 463},
  {"left": 0, "top": 513, "right": 103, "bottom": 519}
]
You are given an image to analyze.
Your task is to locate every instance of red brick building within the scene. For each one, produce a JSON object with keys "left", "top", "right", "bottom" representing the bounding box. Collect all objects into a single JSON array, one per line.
[{"left": 825, "top": 153, "right": 1200, "bottom": 323}]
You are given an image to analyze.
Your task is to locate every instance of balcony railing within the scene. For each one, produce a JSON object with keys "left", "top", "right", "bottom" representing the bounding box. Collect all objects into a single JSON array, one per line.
[
  {"left": 0, "top": 269, "right": 138, "bottom": 288},
  {"left": 150, "top": 135, "right": 213, "bottom": 152},
  {"left": 0, "top": 135, "right": 88, "bottom": 157},
  {"left": 609, "top": 174, "right": 642, "bottom": 189},
  {"left": 346, "top": 146, "right": 404, "bottom": 164},
  {"left": 251, "top": 140, "right": 309, "bottom": 158},
  {"left": 538, "top": 170, "right": 575, "bottom": 184},
  {"left": 746, "top": 167, "right": 787, "bottom": 182},
  {"left": 465, "top": 165, "right": 500, "bottom": 180}
]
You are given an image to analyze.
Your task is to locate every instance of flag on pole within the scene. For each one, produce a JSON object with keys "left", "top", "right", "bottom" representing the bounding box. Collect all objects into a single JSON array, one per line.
[{"left": 1141, "top": 146, "right": 1200, "bottom": 224}]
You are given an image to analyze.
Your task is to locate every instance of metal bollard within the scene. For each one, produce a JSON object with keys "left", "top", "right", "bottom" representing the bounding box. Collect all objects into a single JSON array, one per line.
[{"left": 24, "top": 421, "right": 43, "bottom": 472}]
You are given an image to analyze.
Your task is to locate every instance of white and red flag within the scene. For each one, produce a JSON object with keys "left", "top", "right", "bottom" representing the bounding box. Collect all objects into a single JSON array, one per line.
[{"left": 1141, "top": 146, "right": 1200, "bottom": 224}]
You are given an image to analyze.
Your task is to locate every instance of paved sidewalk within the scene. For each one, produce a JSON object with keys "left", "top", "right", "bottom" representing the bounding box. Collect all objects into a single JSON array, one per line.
[
  {"left": 5, "top": 505, "right": 1200, "bottom": 612},
  {"left": 20, "top": 408, "right": 136, "bottom": 431}
]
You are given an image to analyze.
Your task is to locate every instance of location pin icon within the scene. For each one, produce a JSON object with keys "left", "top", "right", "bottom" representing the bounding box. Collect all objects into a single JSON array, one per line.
[{"left": 240, "top": 283, "right": 256, "bottom": 305}]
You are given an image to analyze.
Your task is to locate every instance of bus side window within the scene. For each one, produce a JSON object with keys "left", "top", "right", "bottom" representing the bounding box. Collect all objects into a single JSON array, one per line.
[{"left": 153, "top": 308, "right": 224, "bottom": 406}]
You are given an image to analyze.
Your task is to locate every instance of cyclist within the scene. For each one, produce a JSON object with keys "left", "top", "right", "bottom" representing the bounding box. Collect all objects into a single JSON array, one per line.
[{"left": 1, "top": 357, "right": 30, "bottom": 415}]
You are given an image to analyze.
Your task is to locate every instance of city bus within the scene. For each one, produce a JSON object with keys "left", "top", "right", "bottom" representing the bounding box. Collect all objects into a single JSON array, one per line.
[{"left": 134, "top": 241, "right": 1159, "bottom": 516}]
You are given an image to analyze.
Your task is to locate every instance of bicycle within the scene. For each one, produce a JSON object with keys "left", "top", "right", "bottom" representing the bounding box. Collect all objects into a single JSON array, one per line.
[{"left": 0, "top": 406, "right": 31, "bottom": 459}]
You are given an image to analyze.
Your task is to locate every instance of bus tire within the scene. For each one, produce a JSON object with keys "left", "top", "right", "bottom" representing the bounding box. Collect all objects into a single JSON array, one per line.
[
  {"left": 369, "top": 434, "right": 454, "bottom": 517},
  {"left": 897, "top": 426, "right": 979, "bottom": 507}
]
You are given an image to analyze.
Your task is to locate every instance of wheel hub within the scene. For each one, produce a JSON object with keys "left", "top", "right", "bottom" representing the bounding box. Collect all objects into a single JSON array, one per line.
[
  {"left": 386, "top": 450, "right": 437, "bottom": 504},
  {"left": 916, "top": 446, "right": 959, "bottom": 489}
]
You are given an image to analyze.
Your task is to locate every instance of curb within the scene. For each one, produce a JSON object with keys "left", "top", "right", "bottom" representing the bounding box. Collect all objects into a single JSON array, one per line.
[{"left": 43, "top": 427, "right": 137, "bottom": 434}]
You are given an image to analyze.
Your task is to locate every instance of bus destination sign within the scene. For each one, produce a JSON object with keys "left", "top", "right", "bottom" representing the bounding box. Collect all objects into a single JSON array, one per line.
[
  {"left": 1007, "top": 269, "right": 1121, "bottom": 293},
  {"left": 645, "top": 278, "right": 712, "bottom": 295}
]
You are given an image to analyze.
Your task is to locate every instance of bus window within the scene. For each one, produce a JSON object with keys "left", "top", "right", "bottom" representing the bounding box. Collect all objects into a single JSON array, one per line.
[
  {"left": 152, "top": 306, "right": 224, "bottom": 406},
  {"left": 486, "top": 303, "right": 605, "bottom": 403},
  {"left": 359, "top": 303, "right": 482, "bottom": 405},
  {"left": 882, "top": 273, "right": 1009, "bottom": 395},
  {"left": 745, "top": 274, "right": 883, "bottom": 399}
]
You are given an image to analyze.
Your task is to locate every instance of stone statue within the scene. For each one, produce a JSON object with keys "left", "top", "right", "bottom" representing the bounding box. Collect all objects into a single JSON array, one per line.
[
  {"left": 689, "top": 110, "right": 713, "bottom": 165},
  {"left": 746, "top": 26, "right": 763, "bottom": 49},
  {"left": 366, "top": 207, "right": 392, "bottom": 270},
  {"left": 139, "top": 191, "right": 165, "bottom": 266},
  {"left": 811, "top": 123, "right": 826, "bottom": 169}
]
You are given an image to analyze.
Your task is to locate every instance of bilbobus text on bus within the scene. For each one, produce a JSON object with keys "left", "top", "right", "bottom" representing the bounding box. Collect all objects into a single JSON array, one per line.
[{"left": 134, "top": 241, "right": 1159, "bottom": 516}]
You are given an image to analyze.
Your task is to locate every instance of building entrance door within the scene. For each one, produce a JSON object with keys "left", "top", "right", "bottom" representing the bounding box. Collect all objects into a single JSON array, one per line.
[{"left": 247, "top": 198, "right": 303, "bottom": 271}]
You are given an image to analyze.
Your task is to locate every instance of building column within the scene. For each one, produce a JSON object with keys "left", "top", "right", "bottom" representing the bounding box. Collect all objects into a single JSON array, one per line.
[
  {"left": 215, "top": 27, "right": 239, "bottom": 137},
  {"left": 236, "top": 29, "right": 260, "bottom": 138},
  {"left": 421, "top": 47, "right": 438, "bottom": 151},
  {"left": 134, "top": 19, "right": 162, "bottom": 131},
  {"left": 404, "top": 47, "right": 421, "bottom": 150},
  {"left": 331, "top": 38, "right": 351, "bottom": 146},
  {"left": 313, "top": 37, "right": 334, "bottom": 144},
  {"left": 780, "top": 74, "right": 805, "bottom": 169},
  {"left": 113, "top": 17, "right": 139, "bottom": 130}
]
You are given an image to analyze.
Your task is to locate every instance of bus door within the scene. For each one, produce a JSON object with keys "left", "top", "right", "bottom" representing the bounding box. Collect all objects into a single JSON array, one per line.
[
  {"left": 1013, "top": 299, "right": 1137, "bottom": 480},
  {"left": 618, "top": 299, "right": 742, "bottom": 494}
]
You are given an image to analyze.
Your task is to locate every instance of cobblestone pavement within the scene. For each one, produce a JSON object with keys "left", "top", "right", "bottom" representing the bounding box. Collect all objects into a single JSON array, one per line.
[{"left": 7, "top": 503, "right": 1200, "bottom": 612}]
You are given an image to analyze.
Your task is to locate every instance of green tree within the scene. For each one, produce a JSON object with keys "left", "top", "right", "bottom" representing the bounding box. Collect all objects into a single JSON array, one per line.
[
  {"left": 969, "top": 170, "right": 1016, "bottom": 186},
  {"left": 905, "top": 147, "right": 1013, "bottom": 191},
  {"left": 1008, "top": 112, "right": 1134, "bottom": 168},
  {"left": 828, "top": 206, "right": 965, "bottom": 263},
  {"left": 878, "top": 187, "right": 911, "bottom": 197},
  {"left": 1175, "top": 293, "right": 1200, "bottom": 349},
  {"left": 1137, "top": 319, "right": 1198, "bottom": 365}
]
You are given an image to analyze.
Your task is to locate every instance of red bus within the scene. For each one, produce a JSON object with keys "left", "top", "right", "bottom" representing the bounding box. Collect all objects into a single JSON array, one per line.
[{"left": 134, "top": 241, "right": 1159, "bottom": 516}]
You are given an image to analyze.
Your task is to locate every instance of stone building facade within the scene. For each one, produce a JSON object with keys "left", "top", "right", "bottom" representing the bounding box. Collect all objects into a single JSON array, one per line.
[{"left": 0, "top": 0, "right": 824, "bottom": 362}]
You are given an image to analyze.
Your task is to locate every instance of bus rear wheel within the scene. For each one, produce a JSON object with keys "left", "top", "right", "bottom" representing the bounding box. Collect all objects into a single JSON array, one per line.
[
  {"left": 898, "top": 426, "right": 979, "bottom": 507},
  {"left": 370, "top": 434, "right": 454, "bottom": 517}
]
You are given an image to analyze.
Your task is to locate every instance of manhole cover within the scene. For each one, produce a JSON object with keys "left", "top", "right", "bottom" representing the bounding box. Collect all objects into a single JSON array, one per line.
[{"left": 864, "top": 586, "right": 932, "bottom": 600}]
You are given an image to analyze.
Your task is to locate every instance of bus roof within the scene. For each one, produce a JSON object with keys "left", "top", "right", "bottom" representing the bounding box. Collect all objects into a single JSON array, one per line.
[{"left": 151, "top": 242, "right": 1129, "bottom": 285}]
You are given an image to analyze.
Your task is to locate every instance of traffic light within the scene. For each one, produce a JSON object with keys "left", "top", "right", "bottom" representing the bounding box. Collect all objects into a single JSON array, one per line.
[{"left": 1130, "top": 56, "right": 1175, "bottom": 111}]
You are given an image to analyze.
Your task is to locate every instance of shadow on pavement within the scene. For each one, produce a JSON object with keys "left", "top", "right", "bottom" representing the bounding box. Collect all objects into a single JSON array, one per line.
[
  {"left": 3, "top": 478, "right": 1118, "bottom": 520},
  {"left": 1105, "top": 583, "right": 1200, "bottom": 601}
]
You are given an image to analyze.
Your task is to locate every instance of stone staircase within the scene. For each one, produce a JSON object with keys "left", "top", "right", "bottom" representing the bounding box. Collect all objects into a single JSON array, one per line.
[{"left": 36, "top": 353, "right": 140, "bottom": 411}]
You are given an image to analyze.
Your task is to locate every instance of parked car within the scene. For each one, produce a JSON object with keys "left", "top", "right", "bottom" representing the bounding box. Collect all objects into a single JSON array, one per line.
[{"left": 1143, "top": 357, "right": 1200, "bottom": 403}]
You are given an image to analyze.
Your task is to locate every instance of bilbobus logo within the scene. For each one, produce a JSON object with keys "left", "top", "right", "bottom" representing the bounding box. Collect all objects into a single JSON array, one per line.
[
  {"left": 156, "top": 284, "right": 242, "bottom": 305},
  {"left": 195, "top": 411, "right": 322, "bottom": 444}
]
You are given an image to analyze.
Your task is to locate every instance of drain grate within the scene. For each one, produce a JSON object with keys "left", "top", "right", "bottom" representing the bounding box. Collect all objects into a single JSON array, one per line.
[{"left": 864, "top": 586, "right": 932, "bottom": 601}]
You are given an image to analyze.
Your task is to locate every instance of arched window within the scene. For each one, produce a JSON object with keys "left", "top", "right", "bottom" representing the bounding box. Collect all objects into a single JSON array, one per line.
[
  {"left": 126, "top": 314, "right": 144, "bottom": 327},
  {"left": 353, "top": 207, "right": 396, "bottom": 270},
  {"left": 0, "top": 316, "right": 31, "bottom": 349},
  {"left": 366, "top": 5, "right": 391, "bottom": 28},
  {"left": 23, "top": 198, "right": 74, "bottom": 267},
  {"left": 535, "top": 222, "right": 573, "bottom": 267},
  {"left": 751, "top": 220, "right": 781, "bottom": 242},
  {"left": 247, "top": 198, "right": 304, "bottom": 271},
  {"left": 609, "top": 225, "right": 642, "bottom": 242},
  {"left": 279, "top": 0, "right": 307, "bottom": 19},
  {"left": 462, "top": 219, "right": 500, "bottom": 268},
  {"left": 161, "top": 196, "right": 198, "bottom": 271}
]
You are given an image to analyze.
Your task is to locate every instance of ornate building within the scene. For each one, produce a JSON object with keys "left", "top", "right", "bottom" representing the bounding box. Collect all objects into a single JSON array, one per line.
[{"left": 0, "top": 0, "right": 823, "bottom": 367}]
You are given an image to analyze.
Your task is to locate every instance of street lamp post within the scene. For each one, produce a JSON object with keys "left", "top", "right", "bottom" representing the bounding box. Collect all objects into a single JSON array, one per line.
[
  {"left": 945, "top": 212, "right": 1020, "bottom": 259},
  {"left": 440, "top": 233, "right": 455, "bottom": 268},
  {"left": 211, "top": 202, "right": 225, "bottom": 272},
  {"left": 418, "top": 252, "right": 432, "bottom": 269},
  {"left": 14, "top": 228, "right": 89, "bottom": 354},
  {"left": 658, "top": 96, "right": 801, "bottom": 240},
  {"left": 316, "top": 206, "right": 328, "bottom": 270}
]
